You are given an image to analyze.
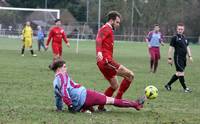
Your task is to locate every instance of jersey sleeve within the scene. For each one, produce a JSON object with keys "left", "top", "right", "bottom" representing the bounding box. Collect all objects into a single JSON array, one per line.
[
  {"left": 30, "top": 28, "right": 33, "bottom": 37},
  {"left": 170, "top": 36, "right": 176, "bottom": 47},
  {"left": 160, "top": 32, "right": 164, "bottom": 42},
  {"left": 21, "top": 28, "right": 25, "bottom": 40},
  {"left": 22, "top": 28, "right": 25, "bottom": 35},
  {"left": 57, "top": 74, "right": 73, "bottom": 106},
  {"left": 62, "top": 88, "right": 73, "bottom": 106},
  {"left": 46, "top": 28, "right": 53, "bottom": 46},
  {"left": 146, "top": 31, "right": 152, "bottom": 42},
  {"left": 96, "top": 28, "right": 109, "bottom": 53},
  {"left": 61, "top": 29, "right": 69, "bottom": 44}
]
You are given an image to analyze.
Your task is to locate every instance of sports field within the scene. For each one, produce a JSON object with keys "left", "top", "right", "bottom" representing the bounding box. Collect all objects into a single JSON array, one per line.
[{"left": 0, "top": 37, "right": 199, "bottom": 124}]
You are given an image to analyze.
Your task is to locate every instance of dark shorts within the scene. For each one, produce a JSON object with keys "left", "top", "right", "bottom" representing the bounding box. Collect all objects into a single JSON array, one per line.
[
  {"left": 174, "top": 56, "right": 186, "bottom": 72},
  {"left": 149, "top": 47, "right": 160, "bottom": 60},
  {"left": 97, "top": 59, "right": 120, "bottom": 81}
]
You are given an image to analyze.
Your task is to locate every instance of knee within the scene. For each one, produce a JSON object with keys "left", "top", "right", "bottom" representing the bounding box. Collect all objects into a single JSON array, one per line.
[
  {"left": 176, "top": 72, "right": 184, "bottom": 76},
  {"left": 111, "top": 83, "right": 119, "bottom": 90},
  {"left": 127, "top": 71, "right": 134, "bottom": 82},
  {"left": 54, "top": 55, "right": 60, "bottom": 59}
]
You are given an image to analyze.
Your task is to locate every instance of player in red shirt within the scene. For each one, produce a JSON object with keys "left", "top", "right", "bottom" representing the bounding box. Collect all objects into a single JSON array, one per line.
[
  {"left": 96, "top": 11, "right": 135, "bottom": 111},
  {"left": 46, "top": 19, "right": 70, "bottom": 69}
]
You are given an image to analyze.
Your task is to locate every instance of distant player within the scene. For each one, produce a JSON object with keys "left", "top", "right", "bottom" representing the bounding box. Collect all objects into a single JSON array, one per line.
[
  {"left": 145, "top": 24, "right": 164, "bottom": 73},
  {"left": 46, "top": 19, "right": 70, "bottom": 69},
  {"left": 51, "top": 60, "right": 145, "bottom": 113},
  {"left": 37, "top": 26, "right": 46, "bottom": 51},
  {"left": 96, "top": 11, "right": 135, "bottom": 111},
  {"left": 165, "top": 23, "right": 193, "bottom": 93},
  {"left": 21, "top": 21, "right": 37, "bottom": 57}
]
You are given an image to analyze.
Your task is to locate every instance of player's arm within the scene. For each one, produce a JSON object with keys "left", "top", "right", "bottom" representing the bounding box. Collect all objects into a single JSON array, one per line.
[
  {"left": 168, "top": 36, "right": 175, "bottom": 65},
  {"left": 187, "top": 46, "right": 193, "bottom": 62},
  {"left": 54, "top": 88, "right": 63, "bottom": 111},
  {"left": 61, "top": 30, "right": 70, "bottom": 48},
  {"left": 31, "top": 28, "right": 33, "bottom": 38},
  {"left": 160, "top": 33, "right": 165, "bottom": 46},
  {"left": 168, "top": 46, "right": 174, "bottom": 65},
  {"left": 168, "top": 46, "right": 174, "bottom": 60},
  {"left": 46, "top": 29, "right": 53, "bottom": 48},
  {"left": 54, "top": 76, "right": 75, "bottom": 113},
  {"left": 96, "top": 29, "right": 108, "bottom": 62},
  {"left": 21, "top": 28, "right": 25, "bottom": 41},
  {"left": 62, "top": 89, "right": 76, "bottom": 113},
  {"left": 60, "top": 77, "right": 75, "bottom": 113},
  {"left": 53, "top": 78, "right": 63, "bottom": 111},
  {"left": 145, "top": 32, "right": 152, "bottom": 48}
]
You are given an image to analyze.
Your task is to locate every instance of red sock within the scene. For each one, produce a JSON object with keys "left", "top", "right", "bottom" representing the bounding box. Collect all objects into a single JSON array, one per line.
[
  {"left": 114, "top": 99, "right": 138, "bottom": 108},
  {"left": 104, "top": 86, "right": 115, "bottom": 97},
  {"left": 98, "top": 87, "right": 115, "bottom": 110},
  {"left": 116, "top": 79, "right": 131, "bottom": 99}
]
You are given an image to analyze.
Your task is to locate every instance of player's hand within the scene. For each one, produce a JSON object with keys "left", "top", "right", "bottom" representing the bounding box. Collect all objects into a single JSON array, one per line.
[
  {"left": 20, "top": 35, "right": 24, "bottom": 41},
  {"left": 68, "top": 105, "right": 76, "bottom": 113},
  {"left": 56, "top": 109, "right": 63, "bottom": 112},
  {"left": 189, "top": 56, "right": 193, "bottom": 63},
  {"left": 66, "top": 42, "right": 70, "bottom": 48},
  {"left": 96, "top": 52, "right": 103, "bottom": 62},
  {"left": 45, "top": 45, "right": 48, "bottom": 49}
]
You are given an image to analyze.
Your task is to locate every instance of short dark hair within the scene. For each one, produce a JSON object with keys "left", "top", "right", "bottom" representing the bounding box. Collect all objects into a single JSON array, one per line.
[
  {"left": 51, "top": 60, "right": 66, "bottom": 72},
  {"left": 55, "top": 19, "right": 61, "bottom": 23},
  {"left": 177, "top": 23, "right": 184, "bottom": 27},
  {"left": 107, "top": 11, "right": 121, "bottom": 21}
]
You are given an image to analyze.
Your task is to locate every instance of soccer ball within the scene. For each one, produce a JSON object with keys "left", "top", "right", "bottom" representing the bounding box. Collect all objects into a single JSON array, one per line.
[{"left": 145, "top": 85, "right": 158, "bottom": 99}]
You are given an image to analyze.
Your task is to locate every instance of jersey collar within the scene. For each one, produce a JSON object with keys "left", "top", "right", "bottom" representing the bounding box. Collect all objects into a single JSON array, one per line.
[{"left": 106, "top": 23, "right": 113, "bottom": 29}]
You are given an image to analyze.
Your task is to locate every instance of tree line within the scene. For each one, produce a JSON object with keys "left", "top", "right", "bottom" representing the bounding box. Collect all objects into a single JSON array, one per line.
[{"left": 5, "top": 0, "right": 200, "bottom": 39}]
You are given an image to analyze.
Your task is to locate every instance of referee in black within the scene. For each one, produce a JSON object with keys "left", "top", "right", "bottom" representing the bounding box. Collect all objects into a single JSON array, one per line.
[{"left": 165, "top": 23, "right": 193, "bottom": 93}]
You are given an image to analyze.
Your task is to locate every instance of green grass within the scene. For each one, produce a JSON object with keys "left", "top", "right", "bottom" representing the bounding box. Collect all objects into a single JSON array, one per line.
[{"left": 0, "top": 37, "right": 199, "bottom": 124}]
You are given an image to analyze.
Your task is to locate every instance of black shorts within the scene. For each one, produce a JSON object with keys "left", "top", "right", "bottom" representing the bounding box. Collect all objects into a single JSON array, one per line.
[{"left": 174, "top": 56, "right": 186, "bottom": 72}]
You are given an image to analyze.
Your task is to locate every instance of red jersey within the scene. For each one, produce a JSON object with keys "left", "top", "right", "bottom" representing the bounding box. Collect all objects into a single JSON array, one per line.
[
  {"left": 96, "top": 23, "right": 114, "bottom": 60},
  {"left": 46, "top": 26, "right": 68, "bottom": 46}
]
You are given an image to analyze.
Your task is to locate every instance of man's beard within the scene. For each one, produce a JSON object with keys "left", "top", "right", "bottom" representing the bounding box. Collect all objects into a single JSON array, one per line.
[{"left": 111, "top": 24, "right": 115, "bottom": 30}]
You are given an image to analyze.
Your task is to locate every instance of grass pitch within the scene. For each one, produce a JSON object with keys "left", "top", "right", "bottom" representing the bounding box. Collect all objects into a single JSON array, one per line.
[{"left": 0, "top": 37, "right": 199, "bottom": 124}]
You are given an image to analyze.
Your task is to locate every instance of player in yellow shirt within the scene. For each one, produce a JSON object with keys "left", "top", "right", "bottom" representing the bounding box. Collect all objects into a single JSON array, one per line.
[{"left": 21, "top": 21, "right": 37, "bottom": 56}]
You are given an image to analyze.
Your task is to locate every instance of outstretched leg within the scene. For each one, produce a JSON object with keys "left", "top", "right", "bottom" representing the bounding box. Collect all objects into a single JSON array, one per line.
[{"left": 83, "top": 89, "right": 145, "bottom": 112}]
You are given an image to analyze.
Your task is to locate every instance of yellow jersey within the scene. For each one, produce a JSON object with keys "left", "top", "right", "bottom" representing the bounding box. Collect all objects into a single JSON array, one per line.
[{"left": 22, "top": 26, "right": 33, "bottom": 38}]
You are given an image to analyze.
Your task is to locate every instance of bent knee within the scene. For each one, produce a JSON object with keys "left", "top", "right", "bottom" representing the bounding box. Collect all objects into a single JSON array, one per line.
[
  {"left": 128, "top": 71, "right": 134, "bottom": 81},
  {"left": 176, "top": 72, "right": 184, "bottom": 76},
  {"left": 110, "top": 83, "right": 119, "bottom": 90}
]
